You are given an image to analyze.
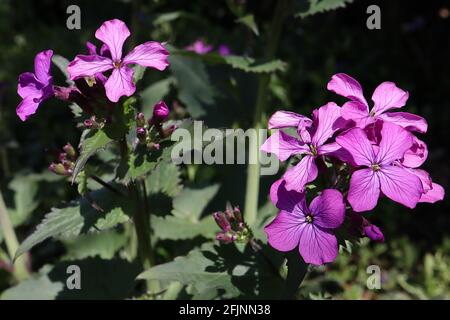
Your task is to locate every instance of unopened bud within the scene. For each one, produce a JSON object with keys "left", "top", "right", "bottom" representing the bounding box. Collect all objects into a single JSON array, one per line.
[
  {"left": 213, "top": 212, "right": 231, "bottom": 232},
  {"left": 233, "top": 206, "right": 243, "bottom": 223},
  {"left": 136, "top": 112, "right": 146, "bottom": 127},
  {"left": 63, "top": 143, "right": 77, "bottom": 160},
  {"left": 84, "top": 119, "right": 94, "bottom": 128},
  {"left": 216, "top": 232, "right": 236, "bottom": 244},
  {"left": 58, "top": 152, "right": 67, "bottom": 162},
  {"left": 150, "top": 101, "right": 170, "bottom": 124},
  {"left": 364, "top": 224, "right": 385, "bottom": 242},
  {"left": 49, "top": 162, "right": 68, "bottom": 176},
  {"left": 147, "top": 142, "right": 160, "bottom": 150}
]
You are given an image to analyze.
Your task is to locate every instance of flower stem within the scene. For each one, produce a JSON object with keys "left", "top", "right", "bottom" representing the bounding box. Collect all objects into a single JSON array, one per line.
[
  {"left": 244, "top": 0, "right": 290, "bottom": 226},
  {"left": 0, "top": 190, "right": 30, "bottom": 281}
]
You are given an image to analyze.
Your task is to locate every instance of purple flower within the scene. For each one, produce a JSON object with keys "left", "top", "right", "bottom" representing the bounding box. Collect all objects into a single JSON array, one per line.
[
  {"left": 265, "top": 179, "right": 345, "bottom": 266},
  {"left": 327, "top": 73, "right": 427, "bottom": 133},
  {"left": 17, "top": 50, "right": 54, "bottom": 121},
  {"left": 218, "top": 44, "right": 231, "bottom": 56},
  {"left": 150, "top": 101, "right": 170, "bottom": 124},
  {"left": 364, "top": 224, "right": 385, "bottom": 242},
  {"left": 68, "top": 19, "right": 169, "bottom": 103},
  {"left": 185, "top": 40, "right": 213, "bottom": 54},
  {"left": 405, "top": 168, "right": 445, "bottom": 204},
  {"left": 336, "top": 121, "right": 423, "bottom": 212},
  {"left": 261, "top": 102, "right": 347, "bottom": 192}
]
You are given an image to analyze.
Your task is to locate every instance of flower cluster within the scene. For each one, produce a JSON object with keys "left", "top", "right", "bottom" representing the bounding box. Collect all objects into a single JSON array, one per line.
[
  {"left": 213, "top": 204, "right": 253, "bottom": 244},
  {"left": 185, "top": 39, "right": 231, "bottom": 56},
  {"left": 16, "top": 19, "right": 169, "bottom": 121},
  {"left": 49, "top": 143, "right": 77, "bottom": 176},
  {"left": 135, "top": 101, "right": 175, "bottom": 150},
  {"left": 261, "top": 73, "right": 445, "bottom": 266}
]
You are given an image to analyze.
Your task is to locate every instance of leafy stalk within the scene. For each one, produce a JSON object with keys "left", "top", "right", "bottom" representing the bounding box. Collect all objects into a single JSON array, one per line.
[
  {"left": 244, "top": 0, "right": 290, "bottom": 226},
  {"left": 0, "top": 190, "right": 30, "bottom": 281}
]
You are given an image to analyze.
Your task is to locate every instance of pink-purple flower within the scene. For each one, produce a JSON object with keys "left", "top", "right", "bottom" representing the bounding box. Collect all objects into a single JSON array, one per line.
[
  {"left": 336, "top": 121, "right": 424, "bottom": 212},
  {"left": 261, "top": 102, "right": 347, "bottom": 192},
  {"left": 67, "top": 19, "right": 169, "bottom": 103},
  {"left": 327, "top": 73, "right": 427, "bottom": 133},
  {"left": 265, "top": 179, "right": 345, "bottom": 265},
  {"left": 185, "top": 40, "right": 213, "bottom": 55},
  {"left": 16, "top": 50, "right": 54, "bottom": 121}
]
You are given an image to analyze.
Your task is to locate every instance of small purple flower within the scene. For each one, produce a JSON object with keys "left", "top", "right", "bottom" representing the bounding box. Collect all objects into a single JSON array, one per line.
[
  {"left": 68, "top": 19, "right": 169, "bottom": 103},
  {"left": 364, "top": 224, "right": 385, "bottom": 242},
  {"left": 218, "top": 44, "right": 231, "bottom": 56},
  {"left": 336, "top": 121, "right": 423, "bottom": 212},
  {"left": 265, "top": 179, "right": 345, "bottom": 266},
  {"left": 185, "top": 40, "right": 213, "bottom": 54},
  {"left": 17, "top": 50, "right": 54, "bottom": 121},
  {"left": 327, "top": 73, "right": 427, "bottom": 133},
  {"left": 151, "top": 101, "right": 170, "bottom": 124},
  {"left": 261, "top": 102, "right": 347, "bottom": 192}
]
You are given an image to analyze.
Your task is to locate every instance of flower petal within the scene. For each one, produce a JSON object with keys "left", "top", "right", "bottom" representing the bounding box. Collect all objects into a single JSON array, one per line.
[
  {"left": 377, "top": 111, "right": 428, "bottom": 133},
  {"left": 95, "top": 19, "right": 130, "bottom": 61},
  {"left": 34, "top": 50, "right": 53, "bottom": 84},
  {"left": 341, "top": 100, "right": 373, "bottom": 128},
  {"left": 16, "top": 96, "right": 40, "bottom": 121},
  {"left": 311, "top": 102, "right": 345, "bottom": 147},
  {"left": 327, "top": 73, "right": 368, "bottom": 105},
  {"left": 17, "top": 72, "right": 42, "bottom": 99},
  {"left": 260, "top": 130, "right": 308, "bottom": 161},
  {"left": 419, "top": 182, "right": 445, "bottom": 203},
  {"left": 268, "top": 111, "right": 312, "bottom": 130},
  {"left": 400, "top": 136, "right": 428, "bottom": 168},
  {"left": 376, "top": 122, "right": 413, "bottom": 165},
  {"left": 104, "top": 66, "right": 136, "bottom": 102},
  {"left": 123, "top": 41, "right": 169, "bottom": 71},
  {"left": 298, "top": 224, "right": 338, "bottom": 266},
  {"left": 317, "top": 142, "right": 341, "bottom": 155},
  {"left": 67, "top": 55, "right": 113, "bottom": 80},
  {"left": 378, "top": 165, "right": 423, "bottom": 209},
  {"left": 371, "top": 81, "right": 409, "bottom": 115},
  {"left": 284, "top": 155, "right": 318, "bottom": 192},
  {"left": 348, "top": 168, "right": 381, "bottom": 212},
  {"left": 269, "top": 179, "right": 308, "bottom": 213},
  {"left": 265, "top": 210, "right": 305, "bottom": 252},
  {"left": 309, "top": 189, "right": 345, "bottom": 229},
  {"left": 336, "top": 128, "right": 375, "bottom": 166}
]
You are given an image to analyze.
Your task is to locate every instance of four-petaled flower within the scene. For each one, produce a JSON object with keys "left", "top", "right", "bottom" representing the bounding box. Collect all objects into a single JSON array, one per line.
[
  {"left": 336, "top": 121, "right": 423, "bottom": 212},
  {"left": 67, "top": 19, "right": 169, "bottom": 103},
  {"left": 17, "top": 50, "right": 54, "bottom": 121},
  {"left": 261, "top": 102, "right": 347, "bottom": 192},
  {"left": 328, "top": 73, "right": 428, "bottom": 133},
  {"left": 265, "top": 179, "right": 345, "bottom": 266}
]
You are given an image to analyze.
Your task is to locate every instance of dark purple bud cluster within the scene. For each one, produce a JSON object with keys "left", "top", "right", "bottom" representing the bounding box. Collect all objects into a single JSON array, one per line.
[
  {"left": 135, "top": 101, "right": 175, "bottom": 150},
  {"left": 49, "top": 143, "right": 77, "bottom": 176},
  {"left": 214, "top": 204, "right": 252, "bottom": 244}
]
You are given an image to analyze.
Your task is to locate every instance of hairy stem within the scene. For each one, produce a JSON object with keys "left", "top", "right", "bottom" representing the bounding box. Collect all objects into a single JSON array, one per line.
[
  {"left": 0, "top": 190, "right": 30, "bottom": 281},
  {"left": 244, "top": 0, "right": 290, "bottom": 226}
]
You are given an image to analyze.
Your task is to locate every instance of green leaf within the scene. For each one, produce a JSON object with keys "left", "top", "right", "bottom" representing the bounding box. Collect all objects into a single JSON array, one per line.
[
  {"left": 61, "top": 230, "right": 127, "bottom": 260},
  {"left": 296, "top": 0, "right": 354, "bottom": 18},
  {"left": 145, "top": 161, "right": 182, "bottom": 197},
  {"left": 169, "top": 55, "right": 217, "bottom": 118},
  {"left": 140, "top": 77, "right": 175, "bottom": 118},
  {"left": 236, "top": 14, "right": 259, "bottom": 36},
  {"left": 152, "top": 215, "right": 216, "bottom": 240},
  {"left": 14, "top": 186, "right": 131, "bottom": 260},
  {"left": 2, "top": 257, "right": 140, "bottom": 300},
  {"left": 7, "top": 175, "right": 39, "bottom": 226},
  {"left": 72, "top": 129, "right": 113, "bottom": 182},
  {"left": 138, "top": 242, "right": 284, "bottom": 299},
  {"left": 133, "top": 65, "right": 146, "bottom": 84},
  {"left": 171, "top": 184, "right": 220, "bottom": 220}
]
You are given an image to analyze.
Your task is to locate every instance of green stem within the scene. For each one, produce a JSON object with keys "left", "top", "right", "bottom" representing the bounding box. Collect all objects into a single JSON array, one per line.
[
  {"left": 244, "top": 0, "right": 290, "bottom": 226},
  {"left": 0, "top": 190, "right": 30, "bottom": 281}
]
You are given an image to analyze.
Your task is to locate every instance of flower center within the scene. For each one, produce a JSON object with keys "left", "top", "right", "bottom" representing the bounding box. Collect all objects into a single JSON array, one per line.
[
  {"left": 369, "top": 110, "right": 376, "bottom": 117},
  {"left": 371, "top": 163, "right": 381, "bottom": 171},
  {"left": 306, "top": 214, "right": 314, "bottom": 224},
  {"left": 113, "top": 60, "right": 122, "bottom": 69},
  {"left": 309, "top": 144, "right": 317, "bottom": 156}
]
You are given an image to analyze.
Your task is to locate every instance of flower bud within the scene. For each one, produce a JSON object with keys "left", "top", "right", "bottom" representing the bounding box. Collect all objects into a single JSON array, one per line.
[
  {"left": 213, "top": 212, "right": 231, "bottom": 232},
  {"left": 216, "top": 232, "right": 236, "bottom": 244},
  {"left": 150, "top": 101, "right": 170, "bottom": 124},
  {"left": 58, "top": 152, "right": 67, "bottom": 162},
  {"left": 63, "top": 143, "right": 77, "bottom": 160},
  {"left": 49, "top": 162, "right": 68, "bottom": 176},
  {"left": 84, "top": 119, "right": 94, "bottom": 129},
  {"left": 136, "top": 127, "right": 147, "bottom": 143},
  {"left": 364, "top": 224, "right": 385, "bottom": 242},
  {"left": 233, "top": 206, "right": 243, "bottom": 223},
  {"left": 136, "top": 112, "right": 146, "bottom": 128},
  {"left": 147, "top": 142, "right": 160, "bottom": 150}
]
